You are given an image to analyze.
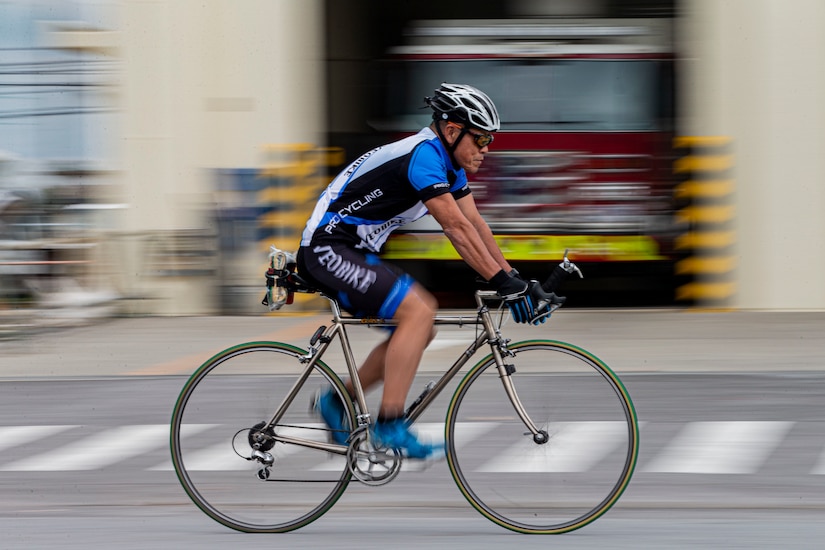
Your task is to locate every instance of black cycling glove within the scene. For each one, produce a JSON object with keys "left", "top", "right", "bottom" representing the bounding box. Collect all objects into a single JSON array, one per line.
[{"left": 491, "top": 270, "right": 535, "bottom": 324}]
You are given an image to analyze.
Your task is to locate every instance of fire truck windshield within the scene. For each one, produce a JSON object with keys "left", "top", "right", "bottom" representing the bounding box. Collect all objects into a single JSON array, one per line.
[{"left": 383, "top": 59, "right": 672, "bottom": 133}]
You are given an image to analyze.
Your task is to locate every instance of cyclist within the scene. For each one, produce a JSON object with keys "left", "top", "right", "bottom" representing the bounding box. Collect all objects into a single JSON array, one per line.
[{"left": 297, "top": 83, "right": 548, "bottom": 458}]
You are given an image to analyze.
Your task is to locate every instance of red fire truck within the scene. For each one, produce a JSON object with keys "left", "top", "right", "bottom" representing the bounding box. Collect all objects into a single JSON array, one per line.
[{"left": 376, "top": 18, "right": 679, "bottom": 305}]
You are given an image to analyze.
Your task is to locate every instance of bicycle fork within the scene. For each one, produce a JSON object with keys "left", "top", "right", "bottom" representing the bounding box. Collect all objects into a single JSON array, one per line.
[
  {"left": 495, "top": 358, "right": 550, "bottom": 445},
  {"left": 481, "top": 314, "right": 549, "bottom": 446}
]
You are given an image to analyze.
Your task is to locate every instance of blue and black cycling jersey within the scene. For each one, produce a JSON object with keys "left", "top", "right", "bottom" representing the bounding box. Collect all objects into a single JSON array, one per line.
[{"left": 300, "top": 127, "right": 471, "bottom": 252}]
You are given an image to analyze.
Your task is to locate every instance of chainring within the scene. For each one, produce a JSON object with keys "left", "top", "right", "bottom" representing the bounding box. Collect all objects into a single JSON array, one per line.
[{"left": 346, "top": 429, "right": 402, "bottom": 486}]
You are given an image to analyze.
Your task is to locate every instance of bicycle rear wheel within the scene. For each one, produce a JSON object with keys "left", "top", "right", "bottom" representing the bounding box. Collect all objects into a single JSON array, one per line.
[
  {"left": 445, "top": 340, "right": 639, "bottom": 534},
  {"left": 170, "top": 342, "right": 356, "bottom": 533}
]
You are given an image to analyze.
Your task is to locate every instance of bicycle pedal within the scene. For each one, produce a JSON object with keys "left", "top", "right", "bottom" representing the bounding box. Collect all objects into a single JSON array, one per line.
[{"left": 367, "top": 449, "right": 397, "bottom": 464}]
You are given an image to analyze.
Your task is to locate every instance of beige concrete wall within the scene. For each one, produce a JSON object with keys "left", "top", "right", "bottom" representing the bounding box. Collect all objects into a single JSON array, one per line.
[
  {"left": 679, "top": 0, "right": 825, "bottom": 309},
  {"left": 114, "top": 0, "right": 324, "bottom": 313},
  {"left": 57, "top": 1, "right": 825, "bottom": 312}
]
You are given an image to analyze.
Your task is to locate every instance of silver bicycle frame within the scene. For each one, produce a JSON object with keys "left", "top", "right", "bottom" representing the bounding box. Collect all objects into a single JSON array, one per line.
[{"left": 263, "top": 290, "right": 544, "bottom": 456}]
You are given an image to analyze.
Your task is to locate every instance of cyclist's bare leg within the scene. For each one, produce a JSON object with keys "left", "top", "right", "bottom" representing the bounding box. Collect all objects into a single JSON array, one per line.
[
  {"left": 344, "top": 325, "right": 437, "bottom": 399},
  {"left": 343, "top": 339, "right": 389, "bottom": 396},
  {"left": 343, "top": 283, "right": 437, "bottom": 413},
  {"left": 378, "top": 283, "right": 437, "bottom": 417}
]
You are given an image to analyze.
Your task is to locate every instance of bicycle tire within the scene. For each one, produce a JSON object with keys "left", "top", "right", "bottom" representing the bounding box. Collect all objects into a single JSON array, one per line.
[
  {"left": 170, "top": 341, "right": 356, "bottom": 533},
  {"left": 445, "top": 340, "right": 639, "bottom": 534}
]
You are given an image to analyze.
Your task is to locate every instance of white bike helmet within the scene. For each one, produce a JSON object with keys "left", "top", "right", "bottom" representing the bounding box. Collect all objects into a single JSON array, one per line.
[{"left": 426, "top": 83, "right": 501, "bottom": 132}]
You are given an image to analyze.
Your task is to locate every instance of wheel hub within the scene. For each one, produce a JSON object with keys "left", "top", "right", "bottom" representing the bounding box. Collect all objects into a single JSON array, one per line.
[{"left": 248, "top": 421, "right": 276, "bottom": 452}]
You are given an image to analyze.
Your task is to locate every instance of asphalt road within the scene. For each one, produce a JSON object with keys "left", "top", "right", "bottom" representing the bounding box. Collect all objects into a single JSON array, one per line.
[{"left": 0, "top": 309, "right": 823, "bottom": 549}]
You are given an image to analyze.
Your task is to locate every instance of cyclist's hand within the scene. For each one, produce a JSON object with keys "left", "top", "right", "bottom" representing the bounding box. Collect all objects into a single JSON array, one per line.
[
  {"left": 527, "top": 281, "right": 567, "bottom": 325},
  {"left": 495, "top": 273, "right": 534, "bottom": 324}
]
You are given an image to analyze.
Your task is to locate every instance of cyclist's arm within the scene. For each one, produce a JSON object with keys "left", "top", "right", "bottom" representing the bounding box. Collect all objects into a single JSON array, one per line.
[
  {"left": 424, "top": 193, "right": 502, "bottom": 280},
  {"left": 454, "top": 193, "right": 514, "bottom": 273}
]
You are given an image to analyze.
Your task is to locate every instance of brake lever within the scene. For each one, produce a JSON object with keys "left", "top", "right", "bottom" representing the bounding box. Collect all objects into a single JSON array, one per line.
[
  {"left": 561, "top": 249, "right": 584, "bottom": 278},
  {"left": 530, "top": 302, "right": 564, "bottom": 325}
]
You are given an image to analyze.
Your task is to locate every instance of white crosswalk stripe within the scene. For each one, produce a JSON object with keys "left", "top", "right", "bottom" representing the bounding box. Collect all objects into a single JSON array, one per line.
[
  {"left": 312, "top": 422, "right": 498, "bottom": 473},
  {"left": 643, "top": 421, "right": 793, "bottom": 474},
  {"left": 0, "top": 420, "right": 821, "bottom": 475},
  {"left": 1, "top": 424, "right": 171, "bottom": 471},
  {"left": 810, "top": 444, "right": 825, "bottom": 475},
  {"left": 425, "top": 339, "right": 469, "bottom": 352},
  {"left": 156, "top": 441, "right": 249, "bottom": 472},
  {"left": 0, "top": 425, "right": 78, "bottom": 453},
  {"left": 479, "top": 421, "right": 630, "bottom": 473},
  {"left": 152, "top": 424, "right": 323, "bottom": 471},
  {"left": 150, "top": 424, "right": 223, "bottom": 471}
]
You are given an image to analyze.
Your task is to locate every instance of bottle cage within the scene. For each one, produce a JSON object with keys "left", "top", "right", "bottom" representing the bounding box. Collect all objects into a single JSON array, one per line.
[
  {"left": 262, "top": 245, "right": 318, "bottom": 310},
  {"left": 262, "top": 246, "right": 297, "bottom": 311}
]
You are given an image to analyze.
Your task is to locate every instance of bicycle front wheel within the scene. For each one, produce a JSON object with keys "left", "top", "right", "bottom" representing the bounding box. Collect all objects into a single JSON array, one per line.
[
  {"left": 445, "top": 340, "right": 639, "bottom": 534},
  {"left": 170, "top": 342, "right": 356, "bottom": 533}
]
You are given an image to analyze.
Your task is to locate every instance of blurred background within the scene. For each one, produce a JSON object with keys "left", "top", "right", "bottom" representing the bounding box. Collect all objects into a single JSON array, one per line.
[{"left": 1, "top": 0, "right": 823, "bottom": 332}]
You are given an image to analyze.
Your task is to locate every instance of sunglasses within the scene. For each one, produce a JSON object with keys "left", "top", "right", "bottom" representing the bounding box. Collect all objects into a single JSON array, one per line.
[
  {"left": 467, "top": 129, "right": 494, "bottom": 148},
  {"left": 448, "top": 122, "right": 494, "bottom": 148}
]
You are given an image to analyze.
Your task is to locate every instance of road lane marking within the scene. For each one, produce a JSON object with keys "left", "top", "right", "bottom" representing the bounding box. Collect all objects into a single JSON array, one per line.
[
  {"left": 643, "top": 421, "right": 793, "bottom": 474},
  {"left": 1, "top": 424, "right": 171, "bottom": 471},
  {"left": 478, "top": 421, "right": 630, "bottom": 473},
  {"left": 0, "top": 421, "right": 815, "bottom": 475},
  {"left": 312, "top": 422, "right": 499, "bottom": 473},
  {"left": 153, "top": 424, "right": 326, "bottom": 471},
  {"left": 425, "top": 339, "right": 470, "bottom": 352},
  {"left": 0, "top": 425, "right": 78, "bottom": 453},
  {"left": 810, "top": 444, "right": 825, "bottom": 475}
]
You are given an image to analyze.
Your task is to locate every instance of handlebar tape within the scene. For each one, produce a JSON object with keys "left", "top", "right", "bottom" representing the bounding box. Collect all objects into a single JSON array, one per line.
[{"left": 542, "top": 264, "right": 570, "bottom": 293}]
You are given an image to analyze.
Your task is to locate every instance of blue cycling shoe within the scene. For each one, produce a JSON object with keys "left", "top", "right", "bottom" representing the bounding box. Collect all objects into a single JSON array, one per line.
[
  {"left": 372, "top": 418, "right": 443, "bottom": 460},
  {"left": 313, "top": 389, "right": 350, "bottom": 445}
]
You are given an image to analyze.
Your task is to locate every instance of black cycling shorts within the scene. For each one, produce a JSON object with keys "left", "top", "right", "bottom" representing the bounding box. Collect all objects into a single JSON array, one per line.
[{"left": 297, "top": 244, "right": 414, "bottom": 318}]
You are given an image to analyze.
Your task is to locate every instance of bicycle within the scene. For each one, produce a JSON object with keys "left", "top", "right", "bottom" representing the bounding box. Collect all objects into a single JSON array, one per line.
[{"left": 170, "top": 248, "right": 640, "bottom": 534}]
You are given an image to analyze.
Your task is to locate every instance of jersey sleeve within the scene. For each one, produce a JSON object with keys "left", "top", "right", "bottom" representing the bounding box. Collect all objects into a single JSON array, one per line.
[
  {"left": 406, "top": 141, "right": 458, "bottom": 202},
  {"left": 450, "top": 170, "right": 471, "bottom": 200}
]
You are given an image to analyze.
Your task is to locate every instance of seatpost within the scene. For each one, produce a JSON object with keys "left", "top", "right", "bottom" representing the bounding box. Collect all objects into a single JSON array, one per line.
[{"left": 324, "top": 293, "right": 344, "bottom": 322}]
